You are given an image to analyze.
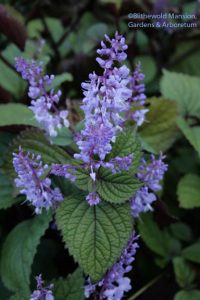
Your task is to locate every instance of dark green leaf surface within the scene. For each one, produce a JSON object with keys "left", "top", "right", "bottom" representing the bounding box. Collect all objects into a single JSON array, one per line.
[
  {"left": 0, "top": 213, "right": 51, "bottom": 296},
  {"left": 177, "top": 174, "right": 200, "bottom": 209},
  {"left": 139, "top": 97, "right": 178, "bottom": 153},
  {"left": 54, "top": 268, "right": 85, "bottom": 300},
  {"left": 56, "top": 195, "right": 133, "bottom": 281},
  {"left": 96, "top": 168, "right": 142, "bottom": 203},
  {"left": 182, "top": 243, "right": 200, "bottom": 264},
  {"left": 161, "top": 70, "right": 200, "bottom": 117}
]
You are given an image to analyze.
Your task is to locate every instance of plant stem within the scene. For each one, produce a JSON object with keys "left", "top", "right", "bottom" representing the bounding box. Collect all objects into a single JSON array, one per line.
[{"left": 127, "top": 273, "right": 164, "bottom": 300}]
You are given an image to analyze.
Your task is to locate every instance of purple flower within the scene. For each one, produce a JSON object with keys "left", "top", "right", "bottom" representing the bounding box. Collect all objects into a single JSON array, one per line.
[
  {"left": 131, "top": 153, "right": 168, "bottom": 217},
  {"left": 86, "top": 192, "right": 101, "bottom": 206},
  {"left": 131, "top": 187, "right": 156, "bottom": 218},
  {"left": 96, "top": 32, "right": 128, "bottom": 69},
  {"left": 129, "top": 63, "right": 146, "bottom": 106},
  {"left": 30, "top": 274, "right": 54, "bottom": 300},
  {"left": 74, "top": 121, "right": 115, "bottom": 163},
  {"left": 75, "top": 34, "right": 132, "bottom": 167},
  {"left": 13, "top": 148, "right": 63, "bottom": 214},
  {"left": 131, "top": 109, "right": 149, "bottom": 126},
  {"left": 126, "top": 63, "right": 148, "bottom": 127},
  {"left": 50, "top": 164, "right": 77, "bottom": 182},
  {"left": 101, "top": 155, "right": 133, "bottom": 174},
  {"left": 85, "top": 232, "right": 139, "bottom": 300},
  {"left": 15, "top": 57, "right": 69, "bottom": 137},
  {"left": 138, "top": 153, "right": 168, "bottom": 191}
]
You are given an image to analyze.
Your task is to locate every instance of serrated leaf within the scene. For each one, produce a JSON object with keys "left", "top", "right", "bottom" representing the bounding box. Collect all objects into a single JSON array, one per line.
[
  {"left": 182, "top": 243, "right": 200, "bottom": 264},
  {"left": 173, "top": 257, "right": 195, "bottom": 288},
  {"left": 0, "top": 213, "right": 52, "bottom": 296},
  {"left": 139, "top": 97, "right": 178, "bottom": 153},
  {"left": 108, "top": 128, "right": 141, "bottom": 173},
  {"left": 0, "top": 173, "right": 19, "bottom": 209},
  {"left": 161, "top": 70, "right": 200, "bottom": 117},
  {"left": 0, "top": 104, "right": 38, "bottom": 127},
  {"left": 177, "top": 117, "right": 200, "bottom": 156},
  {"left": 174, "top": 290, "right": 200, "bottom": 300},
  {"left": 56, "top": 195, "right": 132, "bottom": 281},
  {"left": 54, "top": 268, "right": 85, "bottom": 300},
  {"left": 51, "top": 127, "right": 73, "bottom": 146},
  {"left": 3, "top": 129, "right": 71, "bottom": 176},
  {"left": 96, "top": 168, "right": 142, "bottom": 204},
  {"left": 177, "top": 174, "right": 200, "bottom": 209}
]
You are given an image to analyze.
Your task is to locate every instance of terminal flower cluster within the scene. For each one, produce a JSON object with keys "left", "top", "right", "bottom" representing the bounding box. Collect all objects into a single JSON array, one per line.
[
  {"left": 85, "top": 232, "right": 139, "bottom": 300},
  {"left": 30, "top": 274, "right": 54, "bottom": 300},
  {"left": 73, "top": 33, "right": 148, "bottom": 205},
  {"left": 15, "top": 57, "right": 69, "bottom": 137}
]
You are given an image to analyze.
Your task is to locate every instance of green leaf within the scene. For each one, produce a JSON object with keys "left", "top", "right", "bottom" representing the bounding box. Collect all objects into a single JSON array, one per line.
[
  {"left": 27, "top": 19, "right": 44, "bottom": 38},
  {"left": 0, "top": 104, "right": 38, "bottom": 127},
  {"left": 51, "top": 127, "right": 73, "bottom": 146},
  {"left": 173, "top": 257, "right": 195, "bottom": 288},
  {"left": 174, "top": 290, "right": 200, "bottom": 300},
  {"left": 56, "top": 195, "right": 132, "bottom": 281},
  {"left": 0, "top": 213, "right": 51, "bottom": 296},
  {"left": 45, "top": 18, "right": 64, "bottom": 43},
  {"left": 138, "top": 213, "right": 181, "bottom": 260},
  {"left": 54, "top": 268, "right": 85, "bottom": 300},
  {"left": 3, "top": 129, "right": 71, "bottom": 176},
  {"left": 0, "top": 173, "right": 19, "bottom": 209},
  {"left": 139, "top": 97, "right": 178, "bottom": 153},
  {"left": 161, "top": 70, "right": 200, "bottom": 117},
  {"left": 169, "top": 223, "right": 193, "bottom": 242},
  {"left": 0, "top": 132, "right": 14, "bottom": 166},
  {"left": 96, "top": 168, "right": 142, "bottom": 204},
  {"left": 182, "top": 243, "right": 200, "bottom": 264},
  {"left": 177, "top": 174, "right": 200, "bottom": 209},
  {"left": 9, "top": 293, "right": 27, "bottom": 300},
  {"left": 177, "top": 117, "right": 200, "bottom": 156},
  {"left": 108, "top": 128, "right": 141, "bottom": 173},
  {"left": 74, "top": 168, "right": 92, "bottom": 192},
  {"left": 0, "top": 46, "right": 26, "bottom": 98}
]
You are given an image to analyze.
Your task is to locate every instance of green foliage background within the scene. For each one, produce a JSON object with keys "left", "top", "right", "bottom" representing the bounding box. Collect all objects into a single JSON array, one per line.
[{"left": 0, "top": 0, "right": 200, "bottom": 299}]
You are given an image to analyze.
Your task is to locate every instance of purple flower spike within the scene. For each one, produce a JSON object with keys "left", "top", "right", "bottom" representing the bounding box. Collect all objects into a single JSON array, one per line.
[
  {"left": 15, "top": 57, "right": 69, "bottom": 137},
  {"left": 85, "top": 232, "right": 139, "bottom": 300},
  {"left": 75, "top": 33, "right": 132, "bottom": 168},
  {"left": 131, "top": 153, "right": 168, "bottom": 217},
  {"left": 30, "top": 274, "right": 54, "bottom": 300},
  {"left": 13, "top": 148, "right": 63, "bottom": 214},
  {"left": 96, "top": 32, "right": 128, "bottom": 69},
  {"left": 138, "top": 153, "right": 168, "bottom": 191}
]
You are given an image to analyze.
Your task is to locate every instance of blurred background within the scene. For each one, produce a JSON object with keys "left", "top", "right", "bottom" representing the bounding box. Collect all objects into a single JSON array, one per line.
[{"left": 0, "top": 0, "right": 200, "bottom": 299}]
